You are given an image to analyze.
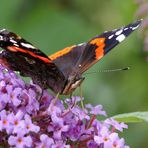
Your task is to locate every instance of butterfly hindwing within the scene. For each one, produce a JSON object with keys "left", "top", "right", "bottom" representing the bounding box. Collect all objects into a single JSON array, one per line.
[{"left": 49, "top": 44, "right": 86, "bottom": 78}]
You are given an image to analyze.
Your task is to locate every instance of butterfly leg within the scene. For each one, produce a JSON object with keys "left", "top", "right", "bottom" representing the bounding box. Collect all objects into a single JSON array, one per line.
[
  {"left": 69, "top": 93, "right": 74, "bottom": 107},
  {"left": 38, "top": 88, "right": 44, "bottom": 101},
  {"left": 37, "top": 79, "right": 46, "bottom": 101},
  {"left": 69, "top": 93, "right": 73, "bottom": 99},
  {"left": 79, "top": 85, "right": 85, "bottom": 110},
  {"left": 69, "top": 92, "right": 77, "bottom": 109},
  {"left": 52, "top": 92, "right": 60, "bottom": 105}
]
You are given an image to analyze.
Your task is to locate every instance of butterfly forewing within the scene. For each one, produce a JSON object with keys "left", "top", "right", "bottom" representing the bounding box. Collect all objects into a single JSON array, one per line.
[
  {"left": 77, "top": 20, "right": 142, "bottom": 74},
  {"left": 0, "top": 29, "right": 67, "bottom": 94}
]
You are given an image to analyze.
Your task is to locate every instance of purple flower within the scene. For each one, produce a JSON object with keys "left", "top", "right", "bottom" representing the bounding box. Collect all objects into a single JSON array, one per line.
[
  {"left": 8, "top": 110, "right": 24, "bottom": 134},
  {"left": 40, "top": 90, "right": 54, "bottom": 108},
  {"left": 71, "top": 106, "right": 90, "bottom": 121},
  {"left": 23, "top": 114, "right": 40, "bottom": 133},
  {"left": 48, "top": 117, "right": 69, "bottom": 140},
  {"left": 105, "top": 118, "right": 128, "bottom": 132},
  {"left": 85, "top": 104, "right": 107, "bottom": 116},
  {"left": 87, "top": 140, "right": 98, "bottom": 148},
  {"left": 109, "top": 133, "right": 129, "bottom": 148},
  {"left": 65, "top": 96, "right": 81, "bottom": 106},
  {"left": 8, "top": 132, "right": 32, "bottom": 148},
  {"left": 66, "top": 122, "right": 86, "bottom": 141},
  {"left": 37, "top": 134, "right": 54, "bottom": 148},
  {"left": 51, "top": 143, "right": 70, "bottom": 148},
  {"left": 94, "top": 126, "right": 129, "bottom": 148},
  {"left": 6, "top": 86, "right": 22, "bottom": 106},
  {"left": 94, "top": 126, "right": 111, "bottom": 145},
  {"left": 47, "top": 102, "right": 62, "bottom": 121},
  {"left": 0, "top": 101, "right": 6, "bottom": 111},
  {"left": 25, "top": 88, "right": 39, "bottom": 114},
  {"left": 0, "top": 84, "right": 10, "bottom": 104},
  {"left": 0, "top": 110, "right": 11, "bottom": 133}
]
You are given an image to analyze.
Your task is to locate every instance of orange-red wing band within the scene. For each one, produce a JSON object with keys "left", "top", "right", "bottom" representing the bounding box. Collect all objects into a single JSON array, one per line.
[
  {"left": 7, "top": 46, "right": 51, "bottom": 63},
  {"left": 90, "top": 38, "right": 105, "bottom": 60},
  {"left": 49, "top": 45, "right": 76, "bottom": 60}
]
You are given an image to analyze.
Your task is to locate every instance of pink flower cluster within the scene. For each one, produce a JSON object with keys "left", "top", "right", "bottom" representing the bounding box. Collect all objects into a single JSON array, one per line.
[{"left": 0, "top": 64, "right": 129, "bottom": 148}]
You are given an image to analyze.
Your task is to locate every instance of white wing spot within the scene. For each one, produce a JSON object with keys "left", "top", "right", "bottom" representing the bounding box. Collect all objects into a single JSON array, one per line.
[
  {"left": 0, "top": 35, "right": 3, "bottom": 40},
  {"left": 116, "top": 34, "right": 126, "bottom": 42},
  {"left": 108, "top": 34, "right": 114, "bottom": 39},
  {"left": 78, "top": 43, "right": 84, "bottom": 46},
  {"left": 131, "top": 25, "right": 140, "bottom": 30},
  {"left": 115, "top": 29, "right": 123, "bottom": 35},
  {"left": 124, "top": 27, "right": 128, "bottom": 31},
  {"left": 0, "top": 29, "right": 6, "bottom": 32},
  {"left": 14, "top": 43, "right": 19, "bottom": 47},
  {"left": 10, "top": 39, "right": 17, "bottom": 44},
  {"left": 21, "top": 43, "right": 35, "bottom": 49}
]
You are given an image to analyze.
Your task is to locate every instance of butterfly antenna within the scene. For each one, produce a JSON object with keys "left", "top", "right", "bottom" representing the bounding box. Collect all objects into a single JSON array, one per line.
[{"left": 84, "top": 67, "right": 130, "bottom": 75}]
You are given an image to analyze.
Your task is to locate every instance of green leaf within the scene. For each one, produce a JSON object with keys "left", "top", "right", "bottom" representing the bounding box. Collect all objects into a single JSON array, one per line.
[{"left": 112, "top": 111, "right": 148, "bottom": 123}]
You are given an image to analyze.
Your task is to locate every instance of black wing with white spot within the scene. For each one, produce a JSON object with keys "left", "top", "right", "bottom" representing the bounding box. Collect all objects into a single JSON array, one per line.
[
  {"left": 75, "top": 19, "right": 142, "bottom": 74},
  {"left": 99, "top": 19, "right": 142, "bottom": 54},
  {"left": 0, "top": 29, "right": 50, "bottom": 61}
]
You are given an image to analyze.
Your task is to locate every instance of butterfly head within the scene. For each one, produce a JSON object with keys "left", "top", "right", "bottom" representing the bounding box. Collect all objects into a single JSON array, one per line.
[{"left": 62, "top": 75, "right": 85, "bottom": 95}]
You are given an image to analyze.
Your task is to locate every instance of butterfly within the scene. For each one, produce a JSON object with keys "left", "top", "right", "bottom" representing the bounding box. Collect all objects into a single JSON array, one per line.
[{"left": 0, "top": 20, "right": 142, "bottom": 95}]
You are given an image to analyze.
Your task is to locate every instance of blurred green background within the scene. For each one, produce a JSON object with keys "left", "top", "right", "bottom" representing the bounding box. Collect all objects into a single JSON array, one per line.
[{"left": 0, "top": 0, "right": 147, "bottom": 147}]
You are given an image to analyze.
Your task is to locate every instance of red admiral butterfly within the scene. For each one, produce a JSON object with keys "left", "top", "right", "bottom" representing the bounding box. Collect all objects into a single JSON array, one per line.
[{"left": 0, "top": 20, "right": 142, "bottom": 95}]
